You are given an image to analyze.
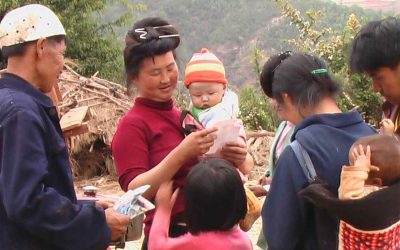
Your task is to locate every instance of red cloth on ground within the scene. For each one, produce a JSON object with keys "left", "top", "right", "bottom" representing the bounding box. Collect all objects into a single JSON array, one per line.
[{"left": 112, "top": 97, "right": 197, "bottom": 236}]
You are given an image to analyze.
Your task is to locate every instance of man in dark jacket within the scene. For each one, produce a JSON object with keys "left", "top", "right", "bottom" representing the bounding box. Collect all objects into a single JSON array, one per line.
[{"left": 0, "top": 4, "right": 129, "bottom": 249}]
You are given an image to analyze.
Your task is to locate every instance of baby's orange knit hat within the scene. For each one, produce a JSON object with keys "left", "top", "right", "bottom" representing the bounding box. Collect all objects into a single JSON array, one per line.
[{"left": 184, "top": 48, "right": 228, "bottom": 88}]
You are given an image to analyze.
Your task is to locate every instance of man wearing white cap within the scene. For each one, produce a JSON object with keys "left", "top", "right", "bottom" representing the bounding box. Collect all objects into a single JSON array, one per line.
[{"left": 0, "top": 4, "right": 129, "bottom": 249}]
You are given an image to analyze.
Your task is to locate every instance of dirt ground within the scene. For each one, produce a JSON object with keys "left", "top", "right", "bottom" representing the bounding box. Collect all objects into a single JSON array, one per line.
[{"left": 75, "top": 175, "right": 265, "bottom": 250}]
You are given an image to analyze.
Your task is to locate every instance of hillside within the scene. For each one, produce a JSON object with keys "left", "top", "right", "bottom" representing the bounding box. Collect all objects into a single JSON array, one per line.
[{"left": 107, "top": 0, "right": 382, "bottom": 88}]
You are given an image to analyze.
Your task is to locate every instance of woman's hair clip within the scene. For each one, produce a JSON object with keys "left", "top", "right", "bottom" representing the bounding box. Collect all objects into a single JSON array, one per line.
[
  {"left": 134, "top": 24, "right": 180, "bottom": 40},
  {"left": 272, "top": 50, "right": 293, "bottom": 73},
  {"left": 311, "top": 69, "right": 328, "bottom": 75}
]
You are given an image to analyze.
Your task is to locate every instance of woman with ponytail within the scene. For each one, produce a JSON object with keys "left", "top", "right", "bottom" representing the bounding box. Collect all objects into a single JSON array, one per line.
[{"left": 259, "top": 52, "right": 376, "bottom": 250}]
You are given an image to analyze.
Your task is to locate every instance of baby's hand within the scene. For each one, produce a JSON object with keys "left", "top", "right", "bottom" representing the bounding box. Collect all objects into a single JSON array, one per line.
[
  {"left": 380, "top": 118, "right": 395, "bottom": 134},
  {"left": 352, "top": 144, "right": 371, "bottom": 169},
  {"left": 351, "top": 145, "right": 379, "bottom": 172}
]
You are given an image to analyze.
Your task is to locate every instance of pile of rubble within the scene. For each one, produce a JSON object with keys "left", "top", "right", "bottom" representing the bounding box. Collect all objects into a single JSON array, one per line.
[{"left": 55, "top": 65, "right": 133, "bottom": 178}]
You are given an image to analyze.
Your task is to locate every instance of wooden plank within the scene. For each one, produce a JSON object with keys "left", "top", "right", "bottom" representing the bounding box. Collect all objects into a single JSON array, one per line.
[
  {"left": 86, "top": 80, "right": 110, "bottom": 92},
  {"left": 63, "top": 123, "right": 89, "bottom": 138},
  {"left": 60, "top": 106, "right": 89, "bottom": 131},
  {"left": 246, "top": 130, "right": 275, "bottom": 138}
]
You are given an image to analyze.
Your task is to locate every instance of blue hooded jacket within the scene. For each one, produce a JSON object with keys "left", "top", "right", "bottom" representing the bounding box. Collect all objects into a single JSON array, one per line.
[{"left": 262, "top": 112, "right": 376, "bottom": 250}]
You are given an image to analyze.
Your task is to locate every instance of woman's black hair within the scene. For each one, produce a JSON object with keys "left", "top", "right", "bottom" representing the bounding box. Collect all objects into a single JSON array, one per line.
[
  {"left": 184, "top": 158, "right": 247, "bottom": 235},
  {"left": 259, "top": 52, "right": 339, "bottom": 110},
  {"left": 350, "top": 17, "right": 400, "bottom": 74},
  {"left": 124, "top": 17, "right": 180, "bottom": 82}
]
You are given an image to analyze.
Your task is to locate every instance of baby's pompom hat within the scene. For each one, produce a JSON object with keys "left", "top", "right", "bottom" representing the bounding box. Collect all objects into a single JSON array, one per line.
[{"left": 184, "top": 48, "right": 227, "bottom": 88}]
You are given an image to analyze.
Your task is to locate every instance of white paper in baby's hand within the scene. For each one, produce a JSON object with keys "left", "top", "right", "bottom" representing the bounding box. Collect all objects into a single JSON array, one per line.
[{"left": 206, "top": 119, "right": 240, "bottom": 156}]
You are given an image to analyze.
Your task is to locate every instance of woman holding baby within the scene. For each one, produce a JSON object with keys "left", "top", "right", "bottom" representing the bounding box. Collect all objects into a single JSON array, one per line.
[{"left": 111, "top": 17, "right": 252, "bottom": 249}]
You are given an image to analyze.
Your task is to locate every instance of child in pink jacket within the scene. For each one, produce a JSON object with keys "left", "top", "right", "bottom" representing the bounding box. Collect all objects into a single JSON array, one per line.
[{"left": 148, "top": 158, "right": 253, "bottom": 250}]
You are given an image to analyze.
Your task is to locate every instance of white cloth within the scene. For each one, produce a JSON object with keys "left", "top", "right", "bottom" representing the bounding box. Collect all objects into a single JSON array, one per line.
[{"left": 196, "top": 90, "right": 239, "bottom": 128}]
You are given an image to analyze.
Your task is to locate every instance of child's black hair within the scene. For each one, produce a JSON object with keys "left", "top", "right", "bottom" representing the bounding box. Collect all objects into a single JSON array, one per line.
[
  {"left": 184, "top": 158, "right": 247, "bottom": 235},
  {"left": 350, "top": 17, "right": 400, "bottom": 74},
  {"left": 260, "top": 52, "right": 339, "bottom": 109},
  {"left": 124, "top": 17, "right": 180, "bottom": 82}
]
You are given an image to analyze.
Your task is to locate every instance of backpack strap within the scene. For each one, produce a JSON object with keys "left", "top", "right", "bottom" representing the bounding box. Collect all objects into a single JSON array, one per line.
[{"left": 290, "top": 140, "right": 317, "bottom": 183}]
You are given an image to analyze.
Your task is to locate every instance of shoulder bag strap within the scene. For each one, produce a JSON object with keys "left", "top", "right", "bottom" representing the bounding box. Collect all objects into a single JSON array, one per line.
[{"left": 290, "top": 140, "right": 317, "bottom": 183}]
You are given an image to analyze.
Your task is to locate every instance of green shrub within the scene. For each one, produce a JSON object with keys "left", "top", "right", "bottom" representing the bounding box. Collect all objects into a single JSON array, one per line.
[
  {"left": 273, "top": 0, "right": 383, "bottom": 126},
  {"left": 239, "top": 86, "right": 279, "bottom": 131}
]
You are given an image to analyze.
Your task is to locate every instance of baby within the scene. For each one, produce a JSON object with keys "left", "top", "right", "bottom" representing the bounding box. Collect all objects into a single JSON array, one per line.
[
  {"left": 300, "top": 134, "right": 400, "bottom": 250},
  {"left": 183, "top": 49, "right": 258, "bottom": 230},
  {"left": 184, "top": 48, "right": 240, "bottom": 128},
  {"left": 182, "top": 48, "right": 246, "bottom": 158},
  {"left": 338, "top": 134, "right": 400, "bottom": 199}
]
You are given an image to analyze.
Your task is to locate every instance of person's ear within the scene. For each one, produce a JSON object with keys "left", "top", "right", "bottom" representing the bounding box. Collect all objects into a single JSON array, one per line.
[
  {"left": 281, "top": 92, "right": 293, "bottom": 105},
  {"left": 35, "top": 38, "right": 46, "bottom": 59},
  {"left": 271, "top": 98, "right": 279, "bottom": 110},
  {"left": 223, "top": 83, "right": 227, "bottom": 90},
  {"left": 128, "top": 75, "right": 138, "bottom": 86}
]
